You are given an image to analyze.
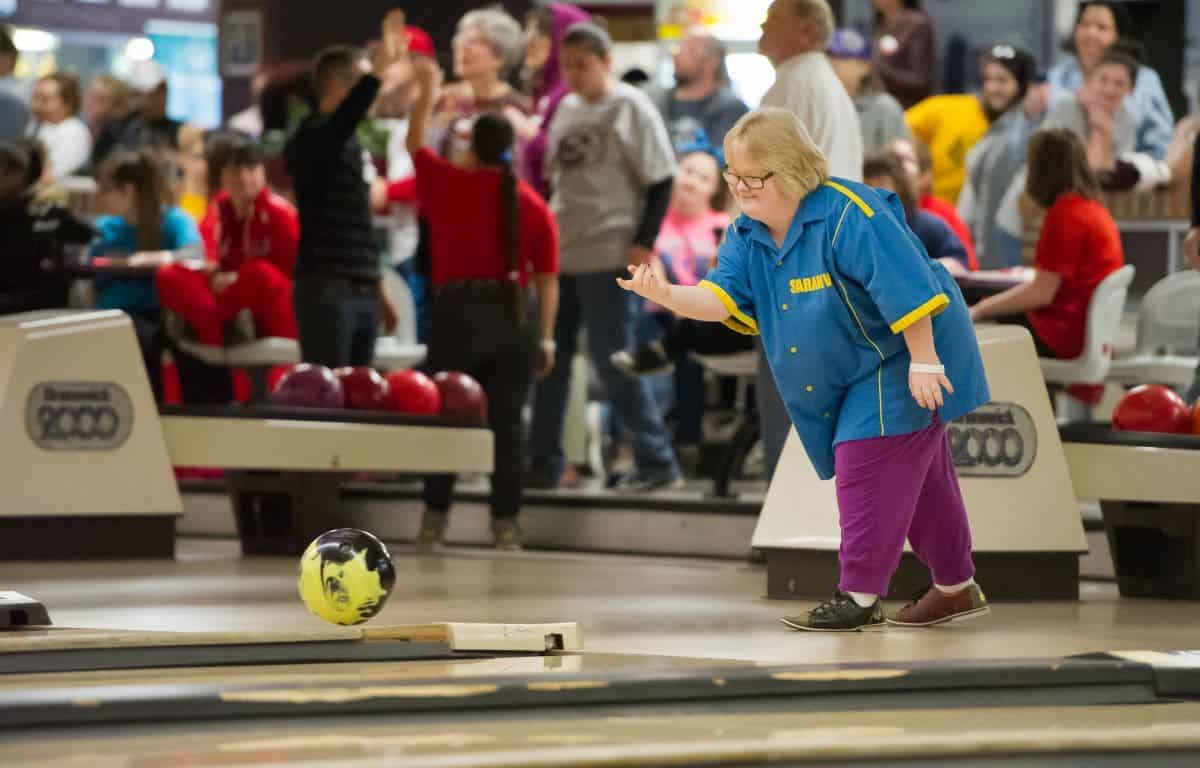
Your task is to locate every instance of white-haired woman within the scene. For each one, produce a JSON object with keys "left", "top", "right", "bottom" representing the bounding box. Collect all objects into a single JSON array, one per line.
[
  {"left": 619, "top": 108, "right": 992, "bottom": 632},
  {"left": 432, "top": 6, "right": 532, "bottom": 167}
]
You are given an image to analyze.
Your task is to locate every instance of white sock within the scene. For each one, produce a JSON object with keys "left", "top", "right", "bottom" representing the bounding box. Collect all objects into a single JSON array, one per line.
[
  {"left": 847, "top": 591, "right": 878, "bottom": 608},
  {"left": 935, "top": 578, "right": 975, "bottom": 595}
]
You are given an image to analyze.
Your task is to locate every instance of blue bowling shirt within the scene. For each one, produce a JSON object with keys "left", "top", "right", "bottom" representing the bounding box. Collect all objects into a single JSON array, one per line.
[
  {"left": 699, "top": 178, "right": 990, "bottom": 480},
  {"left": 91, "top": 206, "right": 202, "bottom": 313}
]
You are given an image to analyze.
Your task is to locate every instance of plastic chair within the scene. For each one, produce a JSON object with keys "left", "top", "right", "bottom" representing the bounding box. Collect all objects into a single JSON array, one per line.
[
  {"left": 177, "top": 270, "right": 426, "bottom": 398},
  {"left": 1039, "top": 265, "right": 1135, "bottom": 385},
  {"left": 1108, "top": 270, "right": 1200, "bottom": 389}
]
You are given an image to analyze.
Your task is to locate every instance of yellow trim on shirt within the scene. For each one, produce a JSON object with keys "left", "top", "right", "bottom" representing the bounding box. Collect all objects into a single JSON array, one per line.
[
  {"left": 890, "top": 293, "right": 950, "bottom": 335},
  {"left": 699, "top": 279, "right": 759, "bottom": 336},
  {"left": 831, "top": 274, "right": 886, "bottom": 437},
  {"left": 823, "top": 180, "right": 875, "bottom": 218}
]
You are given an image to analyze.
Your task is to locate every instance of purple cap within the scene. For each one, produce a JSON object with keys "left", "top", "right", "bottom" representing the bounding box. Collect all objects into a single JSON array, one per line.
[{"left": 827, "top": 28, "right": 871, "bottom": 60}]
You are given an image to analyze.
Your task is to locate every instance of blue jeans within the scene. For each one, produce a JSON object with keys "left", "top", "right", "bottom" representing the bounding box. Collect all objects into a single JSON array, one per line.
[
  {"left": 638, "top": 311, "right": 704, "bottom": 446},
  {"left": 530, "top": 271, "right": 679, "bottom": 481}
]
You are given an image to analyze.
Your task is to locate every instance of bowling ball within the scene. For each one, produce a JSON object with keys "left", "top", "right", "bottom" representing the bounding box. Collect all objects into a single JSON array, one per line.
[
  {"left": 298, "top": 528, "right": 396, "bottom": 626},
  {"left": 433, "top": 371, "right": 488, "bottom": 424},
  {"left": 335, "top": 366, "right": 391, "bottom": 411},
  {"left": 1112, "top": 385, "right": 1192, "bottom": 434},
  {"left": 271, "top": 364, "right": 345, "bottom": 409},
  {"left": 386, "top": 369, "right": 441, "bottom": 415}
]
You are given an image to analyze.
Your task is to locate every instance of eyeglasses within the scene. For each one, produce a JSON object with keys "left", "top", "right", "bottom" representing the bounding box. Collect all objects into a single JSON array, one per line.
[{"left": 722, "top": 170, "right": 774, "bottom": 190}]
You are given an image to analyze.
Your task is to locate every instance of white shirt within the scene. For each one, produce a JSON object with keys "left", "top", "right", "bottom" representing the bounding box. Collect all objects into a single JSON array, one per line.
[
  {"left": 761, "top": 52, "right": 863, "bottom": 181},
  {"left": 380, "top": 116, "right": 419, "bottom": 266},
  {"left": 27, "top": 116, "right": 92, "bottom": 180}
]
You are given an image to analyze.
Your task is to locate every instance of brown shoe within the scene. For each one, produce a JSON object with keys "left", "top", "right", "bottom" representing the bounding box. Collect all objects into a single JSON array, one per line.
[{"left": 887, "top": 583, "right": 990, "bottom": 627}]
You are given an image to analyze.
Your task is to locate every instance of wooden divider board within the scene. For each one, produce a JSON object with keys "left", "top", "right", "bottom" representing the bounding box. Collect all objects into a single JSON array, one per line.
[
  {"left": 0, "top": 623, "right": 582, "bottom": 654},
  {"left": 365, "top": 623, "right": 583, "bottom": 652}
]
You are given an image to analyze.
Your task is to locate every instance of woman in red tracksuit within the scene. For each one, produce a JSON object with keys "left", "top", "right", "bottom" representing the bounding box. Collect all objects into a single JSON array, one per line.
[
  {"left": 157, "top": 140, "right": 299, "bottom": 346},
  {"left": 405, "top": 56, "right": 560, "bottom": 552}
]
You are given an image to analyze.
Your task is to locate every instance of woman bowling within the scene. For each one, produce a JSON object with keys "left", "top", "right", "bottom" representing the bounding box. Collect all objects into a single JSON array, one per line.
[
  {"left": 405, "top": 54, "right": 560, "bottom": 552},
  {"left": 618, "top": 108, "right": 992, "bottom": 631}
]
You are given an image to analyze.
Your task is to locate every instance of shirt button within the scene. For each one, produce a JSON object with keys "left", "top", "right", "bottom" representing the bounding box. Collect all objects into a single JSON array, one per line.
[
  {"left": 806, "top": 385, "right": 814, "bottom": 392},
  {"left": 776, "top": 260, "right": 783, "bottom": 267},
  {"left": 790, "top": 346, "right": 798, "bottom": 354},
  {"left": 781, "top": 303, "right": 789, "bottom": 311},
  {"left": 824, "top": 412, "right": 832, "bottom": 420}
]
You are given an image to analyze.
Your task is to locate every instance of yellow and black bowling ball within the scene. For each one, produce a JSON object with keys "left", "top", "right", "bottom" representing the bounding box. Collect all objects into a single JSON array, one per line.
[{"left": 298, "top": 528, "right": 396, "bottom": 625}]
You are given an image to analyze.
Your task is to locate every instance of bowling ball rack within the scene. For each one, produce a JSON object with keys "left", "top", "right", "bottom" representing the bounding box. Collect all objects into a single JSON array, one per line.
[{"left": 161, "top": 406, "right": 488, "bottom": 555}]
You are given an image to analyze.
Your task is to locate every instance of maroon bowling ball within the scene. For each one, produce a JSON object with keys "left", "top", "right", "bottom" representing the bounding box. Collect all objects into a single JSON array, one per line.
[
  {"left": 271, "top": 364, "right": 345, "bottom": 409},
  {"left": 335, "top": 366, "right": 391, "bottom": 411},
  {"left": 1112, "top": 385, "right": 1192, "bottom": 434},
  {"left": 432, "top": 371, "right": 487, "bottom": 424},
  {"left": 386, "top": 370, "right": 441, "bottom": 415}
]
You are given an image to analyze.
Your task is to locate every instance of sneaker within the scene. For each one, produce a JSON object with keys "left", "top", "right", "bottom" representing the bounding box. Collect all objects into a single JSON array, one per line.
[
  {"left": 612, "top": 471, "right": 685, "bottom": 494},
  {"left": 610, "top": 342, "right": 674, "bottom": 377},
  {"left": 415, "top": 508, "right": 447, "bottom": 553},
  {"left": 888, "top": 583, "right": 990, "bottom": 627},
  {"left": 780, "top": 592, "right": 886, "bottom": 632},
  {"left": 492, "top": 519, "right": 522, "bottom": 551}
]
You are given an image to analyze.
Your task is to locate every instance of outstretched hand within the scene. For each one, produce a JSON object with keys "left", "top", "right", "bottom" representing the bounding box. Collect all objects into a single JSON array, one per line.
[
  {"left": 616, "top": 263, "right": 670, "bottom": 305},
  {"left": 909, "top": 367, "right": 954, "bottom": 410},
  {"left": 411, "top": 56, "right": 443, "bottom": 101}
]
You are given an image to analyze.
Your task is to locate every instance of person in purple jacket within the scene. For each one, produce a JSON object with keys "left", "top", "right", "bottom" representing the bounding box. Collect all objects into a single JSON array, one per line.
[{"left": 509, "top": 2, "right": 591, "bottom": 198}]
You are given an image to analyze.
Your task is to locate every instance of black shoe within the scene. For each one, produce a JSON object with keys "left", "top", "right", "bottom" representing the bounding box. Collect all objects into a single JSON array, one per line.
[
  {"left": 523, "top": 468, "right": 558, "bottom": 490},
  {"left": 779, "top": 592, "right": 886, "bottom": 633},
  {"left": 610, "top": 341, "right": 674, "bottom": 377}
]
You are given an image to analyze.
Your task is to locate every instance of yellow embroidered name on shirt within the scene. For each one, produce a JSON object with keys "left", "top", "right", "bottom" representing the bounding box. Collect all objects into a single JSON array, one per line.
[{"left": 790, "top": 273, "right": 833, "bottom": 294}]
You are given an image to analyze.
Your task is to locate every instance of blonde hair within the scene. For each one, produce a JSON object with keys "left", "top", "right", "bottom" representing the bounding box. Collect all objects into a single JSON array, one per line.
[
  {"left": 789, "top": 0, "right": 835, "bottom": 48},
  {"left": 723, "top": 107, "right": 828, "bottom": 198}
]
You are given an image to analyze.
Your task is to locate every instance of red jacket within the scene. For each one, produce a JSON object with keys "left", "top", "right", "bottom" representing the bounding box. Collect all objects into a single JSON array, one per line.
[{"left": 201, "top": 189, "right": 300, "bottom": 275}]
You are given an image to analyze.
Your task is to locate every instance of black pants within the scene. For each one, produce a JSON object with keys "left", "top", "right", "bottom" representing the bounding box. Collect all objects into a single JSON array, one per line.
[
  {"left": 423, "top": 283, "right": 535, "bottom": 521},
  {"left": 992, "top": 313, "right": 1059, "bottom": 358},
  {"left": 293, "top": 274, "right": 378, "bottom": 368},
  {"left": 661, "top": 317, "right": 757, "bottom": 360}
]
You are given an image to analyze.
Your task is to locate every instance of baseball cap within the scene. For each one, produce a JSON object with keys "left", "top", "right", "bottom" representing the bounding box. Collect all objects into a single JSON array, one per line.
[{"left": 827, "top": 28, "right": 871, "bottom": 60}]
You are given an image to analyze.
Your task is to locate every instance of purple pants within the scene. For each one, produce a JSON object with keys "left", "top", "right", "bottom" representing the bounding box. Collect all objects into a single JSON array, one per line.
[{"left": 834, "top": 417, "right": 975, "bottom": 596}]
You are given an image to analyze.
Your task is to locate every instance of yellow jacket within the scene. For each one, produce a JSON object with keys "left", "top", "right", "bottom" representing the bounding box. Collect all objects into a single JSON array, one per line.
[{"left": 905, "top": 94, "right": 988, "bottom": 206}]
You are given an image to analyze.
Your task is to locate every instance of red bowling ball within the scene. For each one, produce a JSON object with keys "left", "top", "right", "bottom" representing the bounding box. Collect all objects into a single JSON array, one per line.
[
  {"left": 1112, "top": 385, "right": 1192, "bottom": 434},
  {"left": 386, "top": 370, "right": 441, "bottom": 415},
  {"left": 271, "top": 364, "right": 345, "bottom": 409},
  {"left": 1193, "top": 399, "right": 1200, "bottom": 435},
  {"left": 335, "top": 366, "right": 391, "bottom": 411},
  {"left": 433, "top": 371, "right": 488, "bottom": 424}
]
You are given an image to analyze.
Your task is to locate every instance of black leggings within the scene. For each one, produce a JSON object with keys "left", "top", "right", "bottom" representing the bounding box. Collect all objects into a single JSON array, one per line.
[{"left": 423, "top": 283, "right": 535, "bottom": 520}]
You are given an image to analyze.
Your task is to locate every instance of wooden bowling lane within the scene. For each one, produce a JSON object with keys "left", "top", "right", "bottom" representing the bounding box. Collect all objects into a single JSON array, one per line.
[
  {"left": 0, "top": 652, "right": 735, "bottom": 694},
  {"left": 4, "top": 539, "right": 1199, "bottom": 668},
  {"left": 1, "top": 702, "right": 1198, "bottom": 766}
]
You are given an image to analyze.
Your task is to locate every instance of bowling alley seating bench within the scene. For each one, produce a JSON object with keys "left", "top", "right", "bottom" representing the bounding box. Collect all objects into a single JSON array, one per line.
[
  {"left": 1061, "top": 422, "right": 1200, "bottom": 598},
  {"left": 161, "top": 405, "right": 492, "bottom": 556}
]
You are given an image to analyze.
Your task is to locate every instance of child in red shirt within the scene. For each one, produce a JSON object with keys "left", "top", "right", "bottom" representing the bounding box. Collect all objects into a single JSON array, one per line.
[
  {"left": 405, "top": 56, "right": 560, "bottom": 552},
  {"left": 969, "top": 128, "right": 1124, "bottom": 359},
  {"left": 157, "top": 140, "right": 299, "bottom": 346}
]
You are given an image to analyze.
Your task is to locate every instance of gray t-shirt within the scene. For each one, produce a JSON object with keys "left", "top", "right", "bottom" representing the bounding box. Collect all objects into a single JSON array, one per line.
[
  {"left": 1042, "top": 97, "right": 1136, "bottom": 156},
  {"left": 854, "top": 91, "right": 910, "bottom": 153},
  {"left": 960, "top": 109, "right": 1025, "bottom": 268},
  {"left": 649, "top": 85, "right": 749, "bottom": 158},
  {"left": 546, "top": 82, "right": 677, "bottom": 275}
]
